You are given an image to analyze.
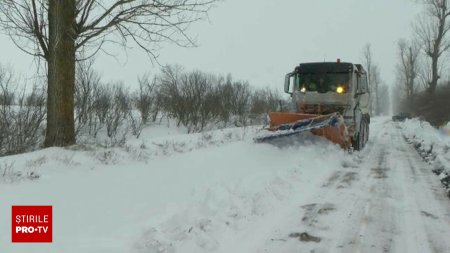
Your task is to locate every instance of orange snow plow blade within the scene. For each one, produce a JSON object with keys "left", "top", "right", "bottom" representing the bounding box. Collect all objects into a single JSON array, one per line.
[{"left": 255, "top": 112, "right": 351, "bottom": 148}]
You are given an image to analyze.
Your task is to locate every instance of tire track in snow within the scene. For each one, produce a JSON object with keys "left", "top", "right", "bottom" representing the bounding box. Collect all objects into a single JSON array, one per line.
[
  {"left": 329, "top": 119, "right": 398, "bottom": 253},
  {"left": 256, "top": 119, "right": 391, "bottom": 253},
  {"left": 228, "top": 118, "right": 450, "bottom": 253},
  {"left": 385, "top": 125, "right": 450, "bottom": 253},
  {"left": 332, "top": 119, "right": 450, "bottom": 253},
  {"left": 286, "top": 118, "right": 406, "bottom": 253}
]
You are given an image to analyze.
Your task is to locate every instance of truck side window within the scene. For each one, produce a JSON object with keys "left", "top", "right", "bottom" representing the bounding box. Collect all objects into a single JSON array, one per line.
[
  {"left": 294, "top": 74, "right": 300, "bottom": 89},
  {"left": 355, "top": 73, "right": 360, "bottom": 92},
  {"left": 362, "top": 74, "right": 368, "bottom": 92},
  {"left": 359, "top": 74, "right": 368, "bottom": 93}
]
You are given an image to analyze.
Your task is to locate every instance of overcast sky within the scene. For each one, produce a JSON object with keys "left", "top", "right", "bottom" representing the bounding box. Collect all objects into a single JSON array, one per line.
[{"left": 0, "top": 0, "right": 422, "bottom": 91}]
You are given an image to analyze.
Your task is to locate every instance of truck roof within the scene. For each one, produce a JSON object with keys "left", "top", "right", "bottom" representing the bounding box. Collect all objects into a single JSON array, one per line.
[{"left": 295, "top": 62, "right": 359, "bottom": 74}]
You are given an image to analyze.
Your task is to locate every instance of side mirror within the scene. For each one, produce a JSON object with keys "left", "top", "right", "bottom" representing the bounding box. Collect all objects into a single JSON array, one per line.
[{"left": 284, "top": 73, "right": 294, "bottom": 94}]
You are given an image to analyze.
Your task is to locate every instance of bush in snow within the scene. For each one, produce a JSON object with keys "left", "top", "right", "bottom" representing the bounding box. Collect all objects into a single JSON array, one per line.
[
  {"left": 0, "top": 67, "right": 46, "bottom": 156},
  {"left": 134, "top": 74, "right": 160, "bottom": 125},
  {"left": 74, "top": 62, "right": 133, "bottom": 146},
  {"left": 77, "top": 81, "right": 132, "bottom": 146},
  {"left": 250, "top": 87, "right": 282, "bottom": 115},
  {"left": 215, "top": 75, "right": 252, "bottom": 126},
  {"left": 156, "top": 65, "right": 285, "bottom": 132},
  {"left": 397, "top": 85, "right": 450, "bottom": 127},
  {"left": 157, "top": 65, "right": 220, "bottom": 132},
  {"left": 75, "top": 60, "right": 102, "bottom": 136}
]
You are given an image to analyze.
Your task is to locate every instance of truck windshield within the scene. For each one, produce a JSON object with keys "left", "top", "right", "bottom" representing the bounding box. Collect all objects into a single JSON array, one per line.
[{"left": 294, "top": 72, "right": 350, "bottom": 93}]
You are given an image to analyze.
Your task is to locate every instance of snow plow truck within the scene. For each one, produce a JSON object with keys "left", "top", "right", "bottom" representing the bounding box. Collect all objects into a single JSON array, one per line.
[{"left": 255, "top": 60, "right": 370, "bottom": 151}]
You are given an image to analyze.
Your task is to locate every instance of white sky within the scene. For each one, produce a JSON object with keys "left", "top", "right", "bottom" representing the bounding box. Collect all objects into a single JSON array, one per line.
[{"left": 0, "top": 0, "right": 422, "bottom": 90}]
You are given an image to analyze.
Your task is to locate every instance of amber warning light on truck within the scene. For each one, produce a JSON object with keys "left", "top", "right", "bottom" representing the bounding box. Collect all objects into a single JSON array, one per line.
[{"left": 12, "top": 206, "right": 53, "bottom": 243}]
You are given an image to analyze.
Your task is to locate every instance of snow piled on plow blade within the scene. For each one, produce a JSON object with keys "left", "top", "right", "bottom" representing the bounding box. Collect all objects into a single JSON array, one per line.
[{"left": 254, "top": 112, "right": 350, "bottom": 148}]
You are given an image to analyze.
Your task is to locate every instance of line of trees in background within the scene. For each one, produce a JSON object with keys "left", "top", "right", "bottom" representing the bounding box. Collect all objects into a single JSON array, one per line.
[
  {"left": 394, "top": 0, "right": 450, "bottom": 126},
  {"left": 0, "top": 63, "right": 285, "bottom": 156},
  {"left": 361, "top": 43, "right": 390, "bottom": 116}
]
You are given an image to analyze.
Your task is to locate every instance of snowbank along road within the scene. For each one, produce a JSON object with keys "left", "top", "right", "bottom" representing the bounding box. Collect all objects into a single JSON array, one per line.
[{"left": 0, "top": 117, "right": 450, "bottom": 253}]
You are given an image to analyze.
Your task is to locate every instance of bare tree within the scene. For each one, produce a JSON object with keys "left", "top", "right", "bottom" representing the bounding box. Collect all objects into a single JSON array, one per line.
[
  {"left": 414, "top": 0, "right": 450, "bottom": 93},
  {"left": 362, "top": 44, "right": 373, "bottom": 90},
  {"left": 135, "top": 74, "right": 158, "bottom": 124},
  {"left": 158, "top": 65, "right": 184, "bottom": 125},
  {"left": 0, "top": 0, "right": 217, "bottom": 147},
  {"left": 372, "top": 65, "right": 382, "bottom": 115},
  {"left": 361, "top": 43, "right": 382, "bottom": 115},
  {"left": 396, "top": 39, "right": 421, "bottom": 104}
]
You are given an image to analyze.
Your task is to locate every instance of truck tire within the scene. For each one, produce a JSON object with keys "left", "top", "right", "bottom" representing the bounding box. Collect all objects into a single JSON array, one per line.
[
  {"left": 361, "top": 120, "right": 367, "bottom": 149},
  {"left": 352, "top": 120, "right": 366, "bottom": 151},
  {"left": 352, "top": 130, "right": 361, "bottom": 151},
  {"left": 365, "top": 121, "right": 369, "bottom": 144}
]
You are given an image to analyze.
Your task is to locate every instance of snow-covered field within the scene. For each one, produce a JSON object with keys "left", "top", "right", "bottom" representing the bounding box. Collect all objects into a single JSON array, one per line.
[{"left": 1, "top": 117, "right": 450, "bottom": 253}]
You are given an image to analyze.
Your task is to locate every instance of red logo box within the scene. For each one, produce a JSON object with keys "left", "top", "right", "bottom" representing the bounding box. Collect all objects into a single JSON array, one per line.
[{"left": 12, "top": 206, "right": 52, "bottom": 243}]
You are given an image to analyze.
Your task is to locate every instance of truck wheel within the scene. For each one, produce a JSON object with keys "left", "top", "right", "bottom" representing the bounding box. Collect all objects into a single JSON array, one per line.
[
  {"left": 361, "top": 120, "right": 366, "bottom": 149},
  {"left": 352, "top": 121, "right": 366, "bottom": 151},
  {"left": 352, "top": 131, "right": 361, "bottom": 151},
  {"left": 365, "top": 121, "right": 369, "bottom": 143}
]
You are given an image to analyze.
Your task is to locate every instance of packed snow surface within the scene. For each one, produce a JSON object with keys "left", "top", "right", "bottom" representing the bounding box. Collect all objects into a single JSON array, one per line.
[{"left": 1, "top": 117, "right": 450, "bottom": 253}]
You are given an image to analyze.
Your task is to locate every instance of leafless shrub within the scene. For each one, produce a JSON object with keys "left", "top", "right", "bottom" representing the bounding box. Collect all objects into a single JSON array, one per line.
[
  {"left": 228, "top": 81, "right": 252, "bottom": 120},
  {"left": 407, "top": 85, "right": 450, "bottom": 126},
  {"left": 79, "top": 82, "right": 131, "bottom": 146},
  {"left": 180, "top": 71, "right": 218, "bottom": 132},
  {"left": 135, "top": 74, "right": 159, "bottom": 124},
  {"left": 156, "top": 66, "right": 264, "bottom": 131},
  {"left": 26, "top": 88, "right": 46, "bottom": 107},
  {"left": 105, "top": 83, "right": 131, "bottom": 138},
  {"left": 0, "top": 86, "right": 46, "bottom": 155},
  {"left": 75, "top": 60, "right": 101, "bottom": 136},
  {"left": 96, "top": 150, "right": 119, "bottom": 165},
  {"left": 216, "top": 75, "right": 252, "bottom": 126},
  {"left": 129, "top": 111, "right": 144, "bottom": 138},
  {"left": 73, "top": 62, "right": 133, "bottom": 145},
  {"left": 92, "top": 84, "right": 111, "bottom": 126},
  {"left": 127, "top": 74, "right": 160, "bottom": 138},
  {"left": 75, "top": 80, "right": 104, "bottom": 137},
  {"left": 0, "top": 90, "right": 14, "bottom": 106},
  {"left": 25, "top": 156, "right": 47, "bottom": 169},
  {"left": 0, "top": 67, "right": 46, "bottom": 156},
  {"left": 1, "top": 161, "right": 19, "bottom": 182},
  {"left": 0, "top": 66, "right": 15, "bottom": 106},
  {"left": 157, "top": 65, "right": 184, "bottom": 125},
  {"left": 249, "top": 87, "right": 283, "bottom": 124},
  {"left": 1, "top": 161, "right": 39, "bottom": 183},
  {"left": 158, "top": 67, "right": 222, "bottom": 132}
]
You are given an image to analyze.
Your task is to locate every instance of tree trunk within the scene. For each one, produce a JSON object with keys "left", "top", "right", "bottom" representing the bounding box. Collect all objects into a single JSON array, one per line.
[
  {"left": 45, "top": 0, "right": 76, "bottom": 147},
  {"left": 429, "top": 55, "right": 439, "bottom": 93}
]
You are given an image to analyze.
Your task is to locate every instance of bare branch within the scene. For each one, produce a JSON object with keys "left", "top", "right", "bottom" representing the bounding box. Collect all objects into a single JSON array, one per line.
[
  {"left": 0, "top": 0, "right": 49, "bottom": 60},
  {"left": 414, "top": 0, "right": 450, "bottom": 92},
  {"left": 0, "top": 0, "right": 217, "bottom": 63}
]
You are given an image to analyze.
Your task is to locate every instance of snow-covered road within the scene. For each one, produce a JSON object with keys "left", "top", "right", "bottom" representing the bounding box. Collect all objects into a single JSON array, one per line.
[
  {"left": 1, "top": 117, "right": 449, "bottom": 253},
  {"left": 239, "top": 118, "right": 450, "bottom": 253}
]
